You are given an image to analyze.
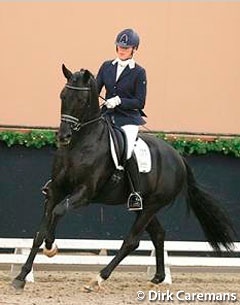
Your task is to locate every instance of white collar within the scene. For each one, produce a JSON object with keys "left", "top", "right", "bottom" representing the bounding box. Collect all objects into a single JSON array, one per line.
[{"left": 112, "top": 57, "right": 135, "bottom": 69}]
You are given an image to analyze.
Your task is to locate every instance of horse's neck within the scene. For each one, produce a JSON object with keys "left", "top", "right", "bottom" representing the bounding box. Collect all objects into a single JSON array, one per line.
[
  {"left": 55, "top": 120, "right": 115, "bottom": 195},
  {"left": 72, "top": 120, "right": 109, "bottom": 150},
  {"left": 84, "top": 108, "right": 101, "bottom": 123}
]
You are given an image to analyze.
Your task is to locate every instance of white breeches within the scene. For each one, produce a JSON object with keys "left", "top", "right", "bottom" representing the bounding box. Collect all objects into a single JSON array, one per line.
[{"left": 121, "top": 124, "right": 139, "bottom": 159}]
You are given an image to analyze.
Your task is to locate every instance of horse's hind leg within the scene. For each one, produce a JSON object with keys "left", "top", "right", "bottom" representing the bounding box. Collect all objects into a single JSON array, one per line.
[
  {"left": 145, "top": 216, "right": 166, "bottom": 284},
  {"left": 86, "top": 209, "right": 156, "bottom": 290}
]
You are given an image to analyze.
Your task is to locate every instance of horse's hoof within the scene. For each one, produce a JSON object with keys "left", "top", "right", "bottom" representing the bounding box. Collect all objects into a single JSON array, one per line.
[
  {"left": 43, "top": 243, "right": 58, "bottom": 257},
  {"left": 150, "top": 274, "right": 165, "bottom": 284},
  {"left": 82, "top": 284, "right": 95, "bottom": 293},
  {"left": 82, "top": 274, "right": 105, "bottom": 293},
  {"left": 12, "top": 278, "right": 26, "bottom": 291}
]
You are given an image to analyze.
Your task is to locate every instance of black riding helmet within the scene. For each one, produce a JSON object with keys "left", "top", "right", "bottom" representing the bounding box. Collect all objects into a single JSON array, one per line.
[{"left": 115, "top": 28, "right": 140, "bottom": 50}]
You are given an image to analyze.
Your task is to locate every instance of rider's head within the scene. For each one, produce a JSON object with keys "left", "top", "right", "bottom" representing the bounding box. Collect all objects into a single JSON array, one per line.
[{"left": 115, "top": 28, "right": 140, "bottom": 60}]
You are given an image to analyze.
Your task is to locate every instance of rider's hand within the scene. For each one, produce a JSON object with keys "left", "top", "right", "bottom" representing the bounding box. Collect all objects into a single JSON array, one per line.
[{"left": 105, "top": 96, "right": 121, "bottom": 109}]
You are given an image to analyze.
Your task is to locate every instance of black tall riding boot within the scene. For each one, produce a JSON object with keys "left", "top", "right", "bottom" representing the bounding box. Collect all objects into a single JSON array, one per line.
[{"left": 125, "top": 155, "right": 143, "bottom": 211}]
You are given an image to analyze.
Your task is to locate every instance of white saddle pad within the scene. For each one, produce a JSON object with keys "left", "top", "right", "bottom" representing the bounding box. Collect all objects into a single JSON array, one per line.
[
  {"left": 110, "top": 136, "right": 152, "bottom": 173},
  {"left": 134, "top": 137, "right": 152, "bottom": 173}
]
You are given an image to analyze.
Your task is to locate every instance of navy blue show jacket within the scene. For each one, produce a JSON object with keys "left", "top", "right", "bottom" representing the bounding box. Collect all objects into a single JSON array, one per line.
[{"left": 96, "top": 60, "right": 147, "bottom": 126}]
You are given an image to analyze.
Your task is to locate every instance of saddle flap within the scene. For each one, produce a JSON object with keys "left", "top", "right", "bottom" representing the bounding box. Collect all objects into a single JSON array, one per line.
[
  {"left": 106, "top": 118, "right": 127, "bottom": 168},
  {"left": 105, "top": 117, "right": 151, "bottom": 173},
  {"left": 109, "top": 134, "right": 151, "bottom": 173}
]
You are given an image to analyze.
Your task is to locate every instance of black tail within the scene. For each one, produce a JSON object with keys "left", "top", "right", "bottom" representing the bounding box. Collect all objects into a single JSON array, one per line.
[{"left": 183, "top": 158, "right": 235, "bottom": 252}]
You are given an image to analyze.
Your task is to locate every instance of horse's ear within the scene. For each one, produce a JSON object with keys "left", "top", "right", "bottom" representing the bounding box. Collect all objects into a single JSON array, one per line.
[
  {"left": 62, "top": 64, "right": 72, "bottom": 80},
  {"left": 82, "top": 69, "right": 92, "bottom": 84}
]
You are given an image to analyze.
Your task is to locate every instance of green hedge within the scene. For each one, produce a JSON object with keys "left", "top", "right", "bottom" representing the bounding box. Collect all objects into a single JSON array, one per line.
[
  {"left": 0, "top": 130, "right": 240, "bottom": 157},
  {"left": 157, "top": 133, "right": 240, "bottom": 157},
  {"left": 0, "top": 130, "right": 56, "bottom": 149}
]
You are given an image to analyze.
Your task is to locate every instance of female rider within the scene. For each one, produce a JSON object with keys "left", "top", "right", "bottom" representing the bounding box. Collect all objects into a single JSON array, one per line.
[{"left": 96, "top": 28, "right": 147, "bottom": 211}]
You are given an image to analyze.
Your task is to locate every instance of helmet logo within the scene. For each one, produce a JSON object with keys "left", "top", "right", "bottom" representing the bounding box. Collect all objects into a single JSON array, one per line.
[{"left": 119, "top": 33, "right": 128, "bottom": 46}]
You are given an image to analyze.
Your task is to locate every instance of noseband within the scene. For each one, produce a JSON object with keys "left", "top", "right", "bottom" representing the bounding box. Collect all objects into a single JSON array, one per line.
[
  {"left": 61, "top": 114, "right": 102, "bottom": 131},
  {"left": 61, "top": 83, "right": 103, "bottom": 131}
]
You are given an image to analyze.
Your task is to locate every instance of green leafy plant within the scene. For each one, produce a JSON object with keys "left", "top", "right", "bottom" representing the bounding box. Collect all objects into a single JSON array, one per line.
[
  {"left": 0, "top": 130, "right": 240, "bottom": 157},
  {"left": 157, "top": 134, "right": 240, "bottom": 157},
  {"left": 0, "top": 130, "right": 56, "bottom": 148}
]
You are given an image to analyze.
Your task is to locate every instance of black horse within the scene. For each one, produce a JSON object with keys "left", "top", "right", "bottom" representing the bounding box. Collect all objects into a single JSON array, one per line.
[{"left": 12, "top": 65, "right": 234, "bottom": 291}]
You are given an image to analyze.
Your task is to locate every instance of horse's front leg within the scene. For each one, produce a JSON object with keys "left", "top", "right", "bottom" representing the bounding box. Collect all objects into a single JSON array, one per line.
[
  {"left": 12, "top": 211, "right": 51, "bottom": 290},
  {"left": 39, "top": 179, "right": 63, "bottom": 256},
  {"left": 42, "top": 185, "right": 90, "bottom": 256},
  {"left": 52, "top": 185, "right": 89, "bottom": 217},
  {"left": 43, "top": 215, "right": 60, "bottom": 257}
]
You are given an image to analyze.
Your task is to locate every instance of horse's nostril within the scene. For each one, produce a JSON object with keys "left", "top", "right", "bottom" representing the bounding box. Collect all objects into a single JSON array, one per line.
[{"left": 58, "top": 133, "right": 72, "bottom": 145}]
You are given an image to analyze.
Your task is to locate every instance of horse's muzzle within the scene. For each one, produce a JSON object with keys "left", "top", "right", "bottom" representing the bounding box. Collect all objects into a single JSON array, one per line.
[
  {"left": 57, "top": 136, "right": 71, "bottom": 146},
  {"left": 57, "top": 122, "right": 72, "bottom": 146}
]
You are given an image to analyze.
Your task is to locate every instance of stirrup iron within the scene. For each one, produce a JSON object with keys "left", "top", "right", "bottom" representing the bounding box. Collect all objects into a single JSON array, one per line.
[{"left": 127, "top": 192, "right": 143, "bottom": 211}]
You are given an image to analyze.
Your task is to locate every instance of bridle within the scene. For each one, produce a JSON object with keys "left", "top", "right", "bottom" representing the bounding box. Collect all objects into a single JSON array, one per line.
[
  {"left": 61, "top": 83, "right": 103, "bottom": 131},
  {"left": 65, "top": 84, "right": 91, "bottom": 91}
]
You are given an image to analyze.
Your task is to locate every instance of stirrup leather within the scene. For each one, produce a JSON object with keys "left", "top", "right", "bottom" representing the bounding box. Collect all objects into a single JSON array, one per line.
[{"left": 127, "top": 192, "right": 143, "bottom": 211}]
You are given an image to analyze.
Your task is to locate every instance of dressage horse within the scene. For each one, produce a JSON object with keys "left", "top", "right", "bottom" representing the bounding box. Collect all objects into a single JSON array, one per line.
[{"left": 12, "top": 65, "right": 234, "bottom": 291}]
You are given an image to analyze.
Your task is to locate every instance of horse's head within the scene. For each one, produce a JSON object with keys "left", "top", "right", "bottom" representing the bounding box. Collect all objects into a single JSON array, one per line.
[{"left": 58, "top": 64, "right": 100, "bottom": 146}]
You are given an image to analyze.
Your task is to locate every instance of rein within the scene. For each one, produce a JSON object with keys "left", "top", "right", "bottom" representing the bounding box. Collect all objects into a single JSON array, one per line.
[{"left": 64, "top": 82, "right": 150, "bottom": 132}]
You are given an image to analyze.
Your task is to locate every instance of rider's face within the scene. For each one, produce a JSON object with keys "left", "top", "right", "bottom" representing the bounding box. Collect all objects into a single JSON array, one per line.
[{"left": 116, "top": 46, "right": 135, "bottom": 60}]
